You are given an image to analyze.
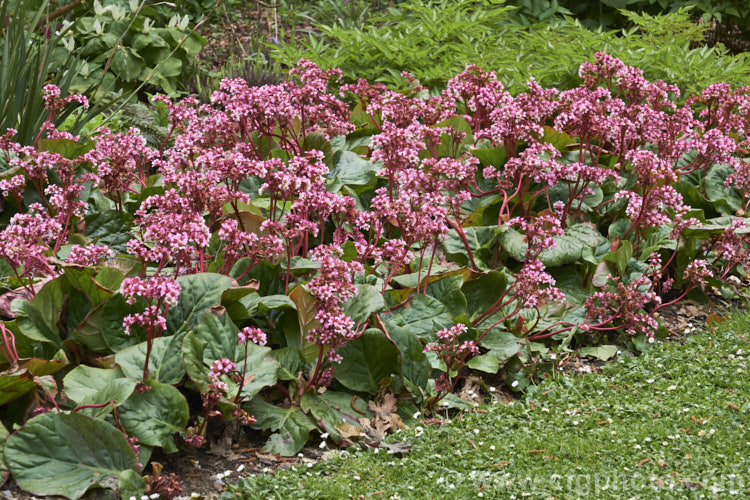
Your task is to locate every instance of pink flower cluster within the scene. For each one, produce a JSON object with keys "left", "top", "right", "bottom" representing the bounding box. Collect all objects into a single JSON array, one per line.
[
  {"left": 585, "top": 274, "right": 661, "bottom": 338},
  {"left": 424, "top": 324, "right": 479, "bottom": 392},
  {"left": 66, "top": 244, "right": 114, "bottom": 266},
  {"left": 239, "top": 326, "right": 267, "bottom": 346},
  {"left": 119, "top": 276, "right": 181, "bottom": 337},
  {"left": 120, "top": 276, "right": 181, "bottom": 306},
  {"left": 305, "top": 245, "right": 364, "bottom": 362}
]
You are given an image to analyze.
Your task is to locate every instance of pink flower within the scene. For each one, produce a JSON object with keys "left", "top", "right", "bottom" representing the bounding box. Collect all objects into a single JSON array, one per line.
[
  {"left": 209, "top": 358, "right": 237, "bottom": 381},
  {"left": 239, "top": 327, "right": 267, "bottom": 346},
  {"left": 66, "top": 244, "right": 114, "bottom": 266}
]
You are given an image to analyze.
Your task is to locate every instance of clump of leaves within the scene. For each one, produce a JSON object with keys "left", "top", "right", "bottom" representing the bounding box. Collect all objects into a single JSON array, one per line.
[{"left": 3, "top": 53, "right": 750, "bottom": 497}]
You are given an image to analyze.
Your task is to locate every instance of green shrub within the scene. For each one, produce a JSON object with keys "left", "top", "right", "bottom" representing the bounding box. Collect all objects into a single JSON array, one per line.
[
  {"left": 58, "top": 0, "right": 206, "bottom": 97},
  {"left": 0, "top": 0, "right": 114, "bottom": 146},
  {"left": 557, "top": 0, "right": 750, "bottom": 32},
  {"left": 269, "top": 0, "right": 750, "bottom": 94}
]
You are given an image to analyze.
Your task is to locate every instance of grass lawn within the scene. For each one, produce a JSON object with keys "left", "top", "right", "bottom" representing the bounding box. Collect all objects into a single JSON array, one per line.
[{"left": 225, "top": 312, "right": 750, "bottom": 499}]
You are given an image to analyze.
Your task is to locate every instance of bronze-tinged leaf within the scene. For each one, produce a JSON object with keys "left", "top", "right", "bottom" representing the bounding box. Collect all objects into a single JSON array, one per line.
[{"left": 706, "top": 314, "right": 725, "bottom": 326}]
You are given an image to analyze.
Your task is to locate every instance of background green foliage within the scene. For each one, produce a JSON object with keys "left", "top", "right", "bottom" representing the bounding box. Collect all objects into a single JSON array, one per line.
[
  {"left": 62, "top": 0, "right": 206, "bottom": 96},
  {"left": 269, "top": 0, "right": 750, "bottom": 94}
]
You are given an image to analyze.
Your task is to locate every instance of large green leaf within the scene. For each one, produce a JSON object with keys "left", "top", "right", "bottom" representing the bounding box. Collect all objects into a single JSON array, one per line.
[
  {"left": 0, "top": 370, "right": 38, "bottom": 406},
  {"left": 548, "top": 267, "right": 588, "bottom": 305},
  {"left": 705, "top": 163, "right": 742, "bottom": 215},
  {"left": 37, "top": 138, "right": 92, "bottom": 160},
  {"left": 329, "top": 150, "right": 379, "bottom": 187},
  {"left": 466, "top": 353, "right": 500, "bottom": 373},
  {"left": 110, "top": 46, "right": 145, "bottom": 82},
  {"left": 225, "top": 293, "right": 295, "bottom": 322},
  {"left": 334, "top": 329, "right": 400, "bottom": 393},
  {"left": 183, "top": 313, "right": 278, "bottom": 400},
  {"left": 166, "top": 273, "right": 235, "bottom": 334},
  {"left": 442, "top": 226, "right": 500, "bottom": 270},
  {"left": 118, "top": 382, "right": 189, "bottom": 451},
  {"left": 343, "top": 284, "right": 384, "bottom": 324},
  {"left": 114, "top": 334, "right": 186, "bottom": 385},
  {"left": 63, "top": 268, "right": 112, "bottom": 307},
  {"left": 479, "top": 329, "right": 523, "bottom": 360},
  {"left": 580, "top": 345, "right": 619, "bottom": 361},
  {"left": 63, "top": 366, "right": 128, "bottom": 404},
  {"left": 600, "top": 239, "right": 633, "bottom": 275},
  {"left": 70, "top": 304, "right": 110, "bottom": 353},
  {"left": 6, "top": 412, "right": 137, "bottom": 499},
  {"left": 499, "top": 223, "right": 602, "bottom": 267},
  {"left": 461, "top": 271, "right": 509, "bottom": 320},
  {"left": 288, "top": 285, "right": 321, "bottom": 362},
  {"left": 388, "top": 325, "right": 430, "bottom": 390},
  {"left": 382, "top": 294, "right": 454, "bottom": 341},
  {"left": 100, "top": 295, "right": 147, "bottom": 351},
  {"left": 118, "top": 469, "right": 147, "bottom": 500},
  {"left": 247, "top": 397, "right": 317, "bottom": 456},
  {"left": 14, "top": 277, "right": 68, "bottom": 347},
  {"left": 425, "top": 274, "right": 467, "bottom": 317},
  {"left": 300, "top": 391, "right": 369, "bottom": 442},
  {"left": 84, "top": 210, "right": 134, "bottom": 250}
]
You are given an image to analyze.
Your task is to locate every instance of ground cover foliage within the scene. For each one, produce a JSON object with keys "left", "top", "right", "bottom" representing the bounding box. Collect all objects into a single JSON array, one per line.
[
  {"left": 226, "top": 311, "right": 750, "bottom": 499},
  {"left": 2, "top": 53, "right": 750, "bottom": 497}
]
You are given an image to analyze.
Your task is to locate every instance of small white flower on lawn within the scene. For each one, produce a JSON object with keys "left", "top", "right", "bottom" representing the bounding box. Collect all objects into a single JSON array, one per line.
[
  {"left": 190, "top": 494, "right": 200, "bottom": 499},
  {"left": 473, "top": 429, "right": 480, "bottom": 435},
  {"left": 150, "top": 494, "right": 160, "bottom": 499},
  {"left": 354, "top": 475, "right": 361, "bottom": 480},
  {"left": 667, "top": 385, "right": 677, "bottom": 391},
  {"left": 415, "top": 426, "right": 424, "bottom": 436},
  {"left": 573, "top": 421, "right": 579, "bottom": 426},
  {"left": 413, "top": 411, "right": 421, "bottom": 419},
  {"left": 489, "top": 386, "right": 496, "bottom": 392},
  {"left": 647, "top": 378, "right": 655, "bottom": 384},
  {"left": 320, "top": 432, "right": 329, "bottom": 440},
  {"left": 490, "top": 445, "right": 496, "bottom": 451},
  {"left": 648, "top": 337, "right": 655, "bottom": 344}
]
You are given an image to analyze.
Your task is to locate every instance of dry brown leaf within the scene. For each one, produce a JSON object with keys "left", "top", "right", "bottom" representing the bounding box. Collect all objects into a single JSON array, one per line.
[
  {"left": 367, "top": 393, "right": 403, "bottom": 436},
  {"left": 335, "top": 421, "right": 361, "bottom": 439}
]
